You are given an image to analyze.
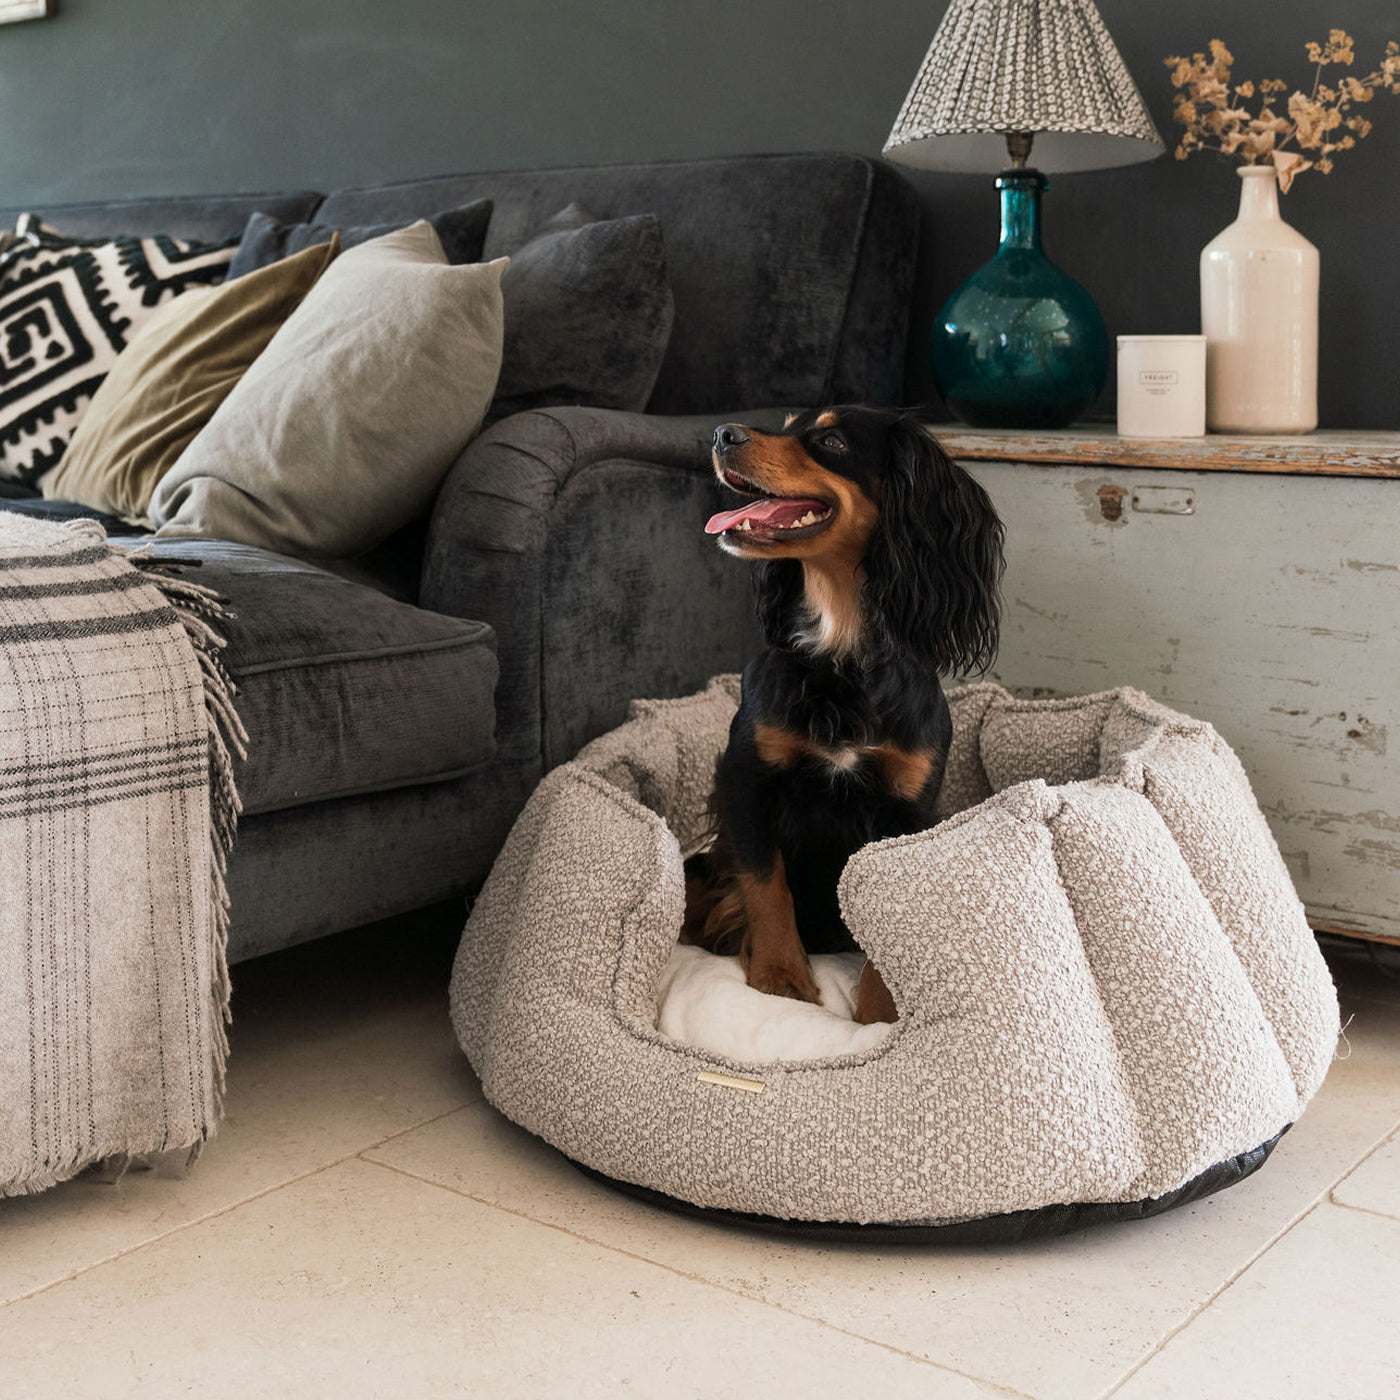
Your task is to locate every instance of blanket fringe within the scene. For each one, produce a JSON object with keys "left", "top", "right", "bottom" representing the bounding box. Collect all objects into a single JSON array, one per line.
[
  {"left": 0, "top": 522, "right": 247, "bottom": 1196},
  {"left": 130, "top": 554, "right": 248, "bottom": 1113}
]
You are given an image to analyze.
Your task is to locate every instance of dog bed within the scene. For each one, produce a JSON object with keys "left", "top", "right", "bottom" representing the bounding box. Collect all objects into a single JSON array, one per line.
[{"left": 450, "top": 677, "right": 1339, "bottom": 1238}]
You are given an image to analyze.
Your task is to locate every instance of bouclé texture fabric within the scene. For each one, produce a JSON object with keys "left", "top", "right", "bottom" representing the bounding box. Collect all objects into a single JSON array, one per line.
[
  {"left": 451, "top": 676, "right": 1339, "bottom": 1226},
  {"left": 0, "top": 515, "right": 245, "bottom": 1196}
]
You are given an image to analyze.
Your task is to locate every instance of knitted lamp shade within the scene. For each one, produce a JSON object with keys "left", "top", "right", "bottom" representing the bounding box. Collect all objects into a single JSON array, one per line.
[{"left": 883, "top": 0, "right": 1163, "bottom": 173}]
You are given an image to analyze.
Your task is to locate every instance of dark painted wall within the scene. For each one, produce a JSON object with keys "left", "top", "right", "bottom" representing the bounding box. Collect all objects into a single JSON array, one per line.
[{"left": 2, "top": 0, "right": 1395, "bottom": 426}]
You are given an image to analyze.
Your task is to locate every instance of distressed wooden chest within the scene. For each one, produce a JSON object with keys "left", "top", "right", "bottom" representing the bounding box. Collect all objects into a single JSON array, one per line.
[{"left": 943, "top": 428, "right": 1400, "bottom": 946}]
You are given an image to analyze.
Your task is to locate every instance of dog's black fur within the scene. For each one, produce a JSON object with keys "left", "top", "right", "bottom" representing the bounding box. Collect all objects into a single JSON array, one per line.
[{"left": 684, "top": 406, "right": 1004, "bottom": 1022}]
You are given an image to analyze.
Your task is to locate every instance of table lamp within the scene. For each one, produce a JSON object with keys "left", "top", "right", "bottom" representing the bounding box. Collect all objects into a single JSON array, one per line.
[{"left": 883, "top": 0, "right": 1164, "bottom": 428}]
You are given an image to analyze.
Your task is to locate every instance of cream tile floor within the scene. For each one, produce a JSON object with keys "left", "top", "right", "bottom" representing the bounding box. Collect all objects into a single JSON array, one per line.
[{"left": 1, "top": 909, "right": 1397, "bottom": 1400}]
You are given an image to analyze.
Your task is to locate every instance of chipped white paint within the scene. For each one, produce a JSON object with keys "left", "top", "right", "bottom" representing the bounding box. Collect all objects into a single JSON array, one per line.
[{"left": 961, "top": 458, "right": 1400, "bottom": 942}]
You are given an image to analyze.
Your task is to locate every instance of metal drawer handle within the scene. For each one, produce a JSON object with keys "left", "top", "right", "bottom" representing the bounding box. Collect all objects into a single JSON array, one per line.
[{"left": 1132, "top": 485, "right": 1195, "bottom": 515}]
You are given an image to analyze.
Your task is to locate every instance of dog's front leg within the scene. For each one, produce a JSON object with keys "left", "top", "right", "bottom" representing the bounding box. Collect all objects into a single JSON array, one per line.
[
  {"left": 853, "top": 959, "right": 897, "bottom": 1024},
  {"left": 738, "top": 852, "right": 821, "bottom": 1005}
]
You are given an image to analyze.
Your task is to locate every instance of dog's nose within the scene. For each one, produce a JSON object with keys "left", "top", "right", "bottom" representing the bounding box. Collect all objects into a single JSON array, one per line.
[{"left": 713, "top": 423, "right": 750, "bottom": 452}]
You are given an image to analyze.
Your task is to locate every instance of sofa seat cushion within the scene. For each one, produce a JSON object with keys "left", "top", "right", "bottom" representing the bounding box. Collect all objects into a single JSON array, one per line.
[{"left": 145, "top": 539, "right": 498, "bottom": 816}]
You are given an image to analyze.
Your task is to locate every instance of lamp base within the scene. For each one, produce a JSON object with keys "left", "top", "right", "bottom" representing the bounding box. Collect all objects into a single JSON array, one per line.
[
  {"left": 940, "top": 394, "right": 1094, "bottom": 432},
  {"left": 931, "top": 169, "right": 1107, "bottom": 431}
]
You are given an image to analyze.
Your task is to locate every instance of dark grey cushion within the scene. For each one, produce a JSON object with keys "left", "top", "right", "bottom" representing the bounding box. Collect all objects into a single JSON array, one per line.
[
  {"left": 311, "top": 154, "right": 919, "bottom": 414},
  {"left": 224, "top": 198, "right": 494, "bottom": 280},
  {"left": 489, "top": 204, "right": 674, "bottom": 421},
  {"left": 114, "top": 538, "right": 497, "bottom": 817},
  {"left": 0, "top": 192, "right": 323, "bottom": 243}
]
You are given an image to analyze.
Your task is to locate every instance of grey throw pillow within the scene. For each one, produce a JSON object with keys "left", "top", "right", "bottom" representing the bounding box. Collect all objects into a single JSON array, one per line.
[
  {"left": 225, "top": 199, "right": 493, "bottom": 280},
  {"left": 150, "top": 222, "right": 506, "bottom": 558},
  {"left": 489, "top": 204, "right": 675, "bottom": 422}
]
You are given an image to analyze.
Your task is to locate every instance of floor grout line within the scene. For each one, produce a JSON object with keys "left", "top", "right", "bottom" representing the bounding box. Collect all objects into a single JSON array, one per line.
[
  {"left": 354, "top": 1100, "right": 476, "bottom": 1156},
  {"left": 1096, "top": 1109, "right": 1400, "bottom": 1400},
  {"left": 1327, "top": 1197, "right": 1400, "bottom": 1225},
  {"left": 359, "top": 1154, "right": 1039, "bottom": 1400},
  {"left": 0, "top": 1100, "right": 474, "bottom": 1313},
  {"left": 1092, "top": 1196, "right": 1326, "bottom": 1400},
  {"left": 1326, "top": 1117, "right": 1400, "bottom": 1208}
]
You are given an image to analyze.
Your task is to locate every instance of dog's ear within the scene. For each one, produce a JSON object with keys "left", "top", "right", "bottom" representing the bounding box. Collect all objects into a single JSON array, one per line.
[{"left": 863, "top": 418, "right": 1005, "bottom": 675}]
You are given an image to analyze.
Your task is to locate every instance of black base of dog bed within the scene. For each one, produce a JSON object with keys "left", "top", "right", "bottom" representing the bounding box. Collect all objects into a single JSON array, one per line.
[{"left": 571, "top": 1129, "right": 1286, "bottom": 1244}]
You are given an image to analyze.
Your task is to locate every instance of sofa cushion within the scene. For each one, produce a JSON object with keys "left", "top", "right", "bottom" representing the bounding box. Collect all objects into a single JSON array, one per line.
[
  {"left": 0, "top": 490, "right": 138, "bottom": 533},
  {"left": 41, "top": 238, "right": 341, "bottom": 522},
  {"left": 489, "top": 204, "right": 674, "bottom": 422},
  {"left": 150, "top": 223, "right": 507, "bottom": 558},
  {"left": 0, "top": 224, "right": 239, "bottom": 485},
  {"left": 311, "top": 153, "right": 919, "bottom": 413},
  {"left": 225, "top": 198, "right": 493, "bottom": 279},
  {"left": 140, "top": 539, "right": 499, "bottom": 817}
]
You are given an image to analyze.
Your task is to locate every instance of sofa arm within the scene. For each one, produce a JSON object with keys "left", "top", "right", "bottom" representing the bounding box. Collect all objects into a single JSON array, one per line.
[{"left": 422, "top": 405, "right": 785, "bottom": 772}]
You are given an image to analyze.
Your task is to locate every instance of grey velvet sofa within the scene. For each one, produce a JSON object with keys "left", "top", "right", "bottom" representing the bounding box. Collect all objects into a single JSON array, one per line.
[{"left": 0, "top": 153, "right": 919, "bottom": 963}]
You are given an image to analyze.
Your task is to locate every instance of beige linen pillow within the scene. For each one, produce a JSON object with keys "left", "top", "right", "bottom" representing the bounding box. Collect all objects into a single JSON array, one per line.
[
  {"left": 150, "top": 222, "right": 507, "bottom": 557},
  {"left": 43, "top": 238, "right": 340, "bottom": 522}
]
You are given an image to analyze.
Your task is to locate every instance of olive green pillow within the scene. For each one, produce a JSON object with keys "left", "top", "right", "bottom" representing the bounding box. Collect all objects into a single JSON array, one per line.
[{"left": 43, "top": 237, "right": 340, "bottom": 522}]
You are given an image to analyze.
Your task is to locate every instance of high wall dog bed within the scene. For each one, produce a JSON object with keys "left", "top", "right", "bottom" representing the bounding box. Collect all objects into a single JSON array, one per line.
[{"left": 450, "top": 678, "right": 1339, "bottom": 1241}]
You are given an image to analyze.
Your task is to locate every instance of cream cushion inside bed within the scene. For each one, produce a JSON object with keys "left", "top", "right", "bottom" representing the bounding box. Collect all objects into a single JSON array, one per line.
[{"left": 656, "top": 947, "right": 894, "bottom": 1062}]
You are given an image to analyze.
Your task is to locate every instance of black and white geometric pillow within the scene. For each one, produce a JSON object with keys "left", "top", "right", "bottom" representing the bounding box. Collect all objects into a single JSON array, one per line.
[{"left": 0, "top": 217, "right": 237, "bottom": 485}]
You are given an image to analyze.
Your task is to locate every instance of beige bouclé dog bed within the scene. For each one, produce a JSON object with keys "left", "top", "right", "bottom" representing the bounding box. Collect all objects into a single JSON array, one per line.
[{"left": 450, "top": 677, "right": 1339, "bottom": 1239}]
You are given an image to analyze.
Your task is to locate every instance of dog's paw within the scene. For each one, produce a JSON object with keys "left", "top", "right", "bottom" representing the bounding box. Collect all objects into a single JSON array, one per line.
[{"left": 746, "top": 957, "right": 822, "bottom": 1005}]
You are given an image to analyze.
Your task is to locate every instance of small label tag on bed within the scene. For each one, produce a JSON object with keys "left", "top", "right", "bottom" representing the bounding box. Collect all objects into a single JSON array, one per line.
[{"left": 696, "top": 1070, "right": 766, "bottom": 1095}]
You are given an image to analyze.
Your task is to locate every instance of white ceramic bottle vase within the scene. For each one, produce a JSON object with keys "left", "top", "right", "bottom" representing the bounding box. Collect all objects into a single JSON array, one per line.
[{"left": 1200, "top": 165, "right": 1319, "bottom": 433}]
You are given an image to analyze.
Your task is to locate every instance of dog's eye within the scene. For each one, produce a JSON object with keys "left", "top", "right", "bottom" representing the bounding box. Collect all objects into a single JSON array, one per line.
[{"left": 817, "top": 431, "right": 847, "bottom": 452}]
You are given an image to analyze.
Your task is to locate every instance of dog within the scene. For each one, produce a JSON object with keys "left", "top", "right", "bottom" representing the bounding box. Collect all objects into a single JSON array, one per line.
[{"left": 682, "top": 406, "right": 1004, "bottom": 1025}]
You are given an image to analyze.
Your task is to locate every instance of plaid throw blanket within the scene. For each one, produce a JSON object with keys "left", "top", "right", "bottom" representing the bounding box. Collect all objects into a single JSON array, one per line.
[{"left": 0, "top": 514, "right": 245, "bottom": 1195}]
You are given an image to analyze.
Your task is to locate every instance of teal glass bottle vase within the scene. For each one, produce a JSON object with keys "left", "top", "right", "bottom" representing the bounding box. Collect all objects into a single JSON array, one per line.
[{"left": 931, "top": 169, "right": 1108, "bottom": 430}]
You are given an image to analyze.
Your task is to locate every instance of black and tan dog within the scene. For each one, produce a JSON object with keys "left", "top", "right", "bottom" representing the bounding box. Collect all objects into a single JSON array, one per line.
[{"left": 683, "top": 406, "right": 1004, "bottom": 1024}]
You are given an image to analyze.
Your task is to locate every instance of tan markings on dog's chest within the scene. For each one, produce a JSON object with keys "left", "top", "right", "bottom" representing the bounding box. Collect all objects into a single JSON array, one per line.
[
  {"left": 800, "top": 564, "right": 865, "bottom": 657},
  {"left": 796, "top": 476, "right": 878, "bottom": 657},
  {"left": 753, "top": 723, "right": 811, "bottom": 768},
  {"left": 755, "top": 724, "right": 938, "bottom": 796},
  {"left": 754, "top": 723, "right": 859, "bottom": 771},
  {"left": 868, "top": 743, "right": 939, "bottom": 801},
  {"left": 754, "top": 722, "right": 860, "bottom": 771}
]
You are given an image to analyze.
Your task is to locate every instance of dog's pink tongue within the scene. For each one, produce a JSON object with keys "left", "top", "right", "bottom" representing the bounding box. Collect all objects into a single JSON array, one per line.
[{"left": 705, "top": 498, "right": 825, "bottom": 535}]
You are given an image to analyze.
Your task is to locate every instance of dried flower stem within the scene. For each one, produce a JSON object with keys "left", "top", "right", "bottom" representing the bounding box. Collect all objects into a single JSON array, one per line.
[{"left": 1165, "top": 30, "right": 1400, "bottom": 191}]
